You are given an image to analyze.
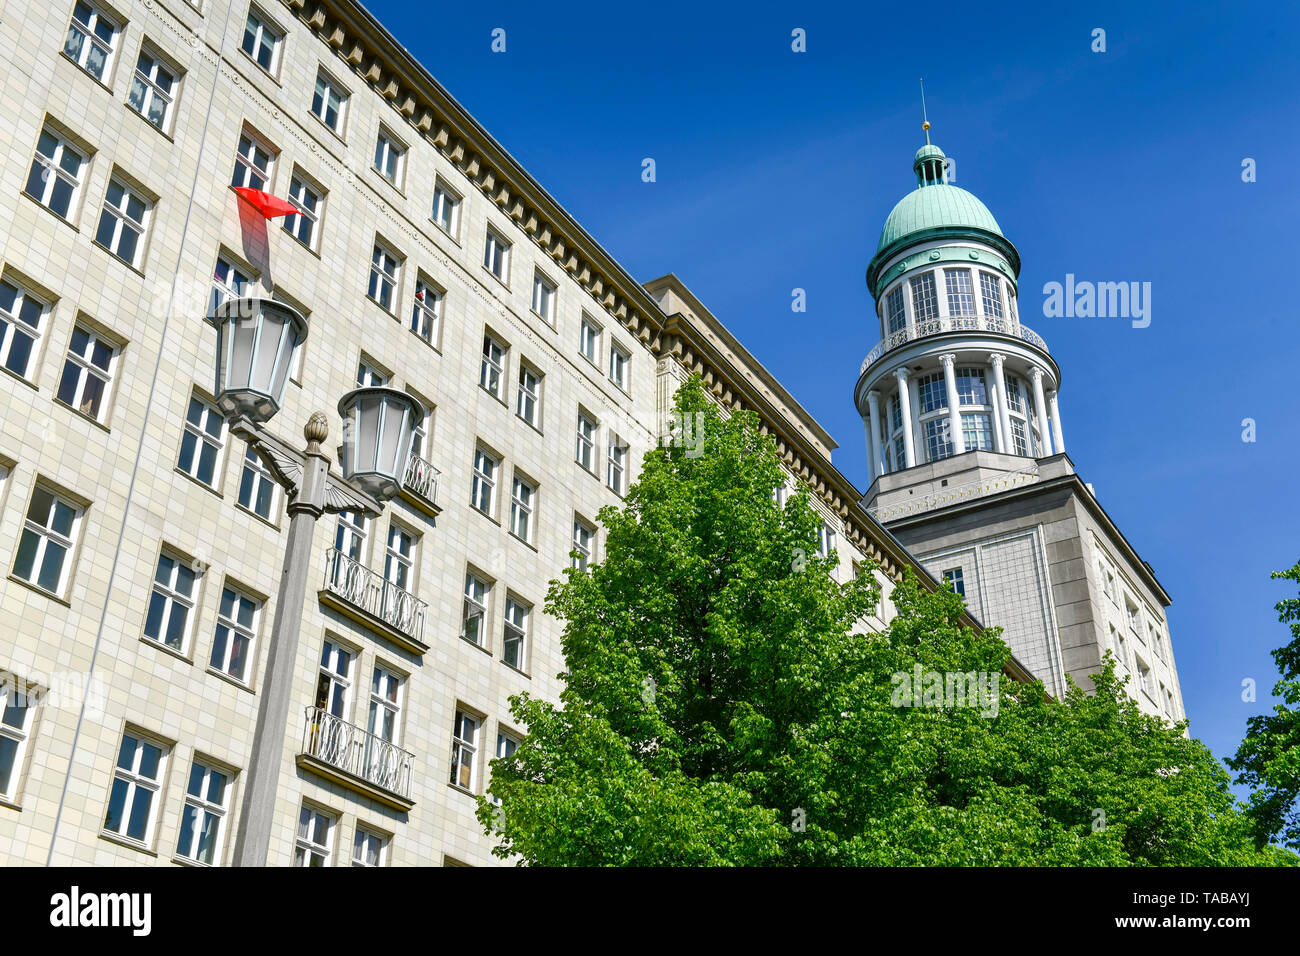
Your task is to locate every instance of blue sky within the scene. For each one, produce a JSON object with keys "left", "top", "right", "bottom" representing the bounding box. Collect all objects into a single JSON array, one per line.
[{"left": 365, "top": 0, "right": 1300, "bottom": 779}]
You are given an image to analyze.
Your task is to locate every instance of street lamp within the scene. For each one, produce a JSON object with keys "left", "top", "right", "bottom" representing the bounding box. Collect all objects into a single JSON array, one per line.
[{"left": 212, "top": 297, "right": 424, "bottom": 867}]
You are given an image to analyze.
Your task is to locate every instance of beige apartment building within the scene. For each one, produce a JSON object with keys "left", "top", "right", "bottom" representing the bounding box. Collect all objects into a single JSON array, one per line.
[{"left": 0, "top": 0, "right": 1007, "bottom": 866}]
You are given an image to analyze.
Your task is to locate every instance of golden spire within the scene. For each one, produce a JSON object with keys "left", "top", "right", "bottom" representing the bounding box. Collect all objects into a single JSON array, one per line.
[{"left": 920, "top": 77, "right": 931, "bottom": 144}]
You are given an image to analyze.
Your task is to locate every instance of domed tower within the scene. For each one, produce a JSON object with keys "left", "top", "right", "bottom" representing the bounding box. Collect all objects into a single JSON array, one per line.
[
  {"left": 855, "top": 142, "right": 1062, "bottom": 480},
  {"left": 856, "top": 137, "right": 1185, "bottom": 719}
]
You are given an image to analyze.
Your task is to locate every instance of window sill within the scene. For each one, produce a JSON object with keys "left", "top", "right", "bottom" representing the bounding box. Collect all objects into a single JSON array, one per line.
[
  {"left": 0, "top": 795, "right": 23, "bottom": 813},
  {"left": 238, "top": 50, "right": 282, "bottom": 86},
  {"left": 430, "top": 220, "right": 461, "bottom": 248},
  {"left": 408, "top": 327, "right": 442, "bottom": 355},
  {"left": 7, "top": 573, "right": 71, "bottom": 607},
  {"left": 501, "top": 659, "right": 531, "bottom": 679},
  {"left": 482, "top": 266, "right": 510, "bottom": 291},
  {"left": 20, "top": 191, "right": 80, "bottom": 233},
  {"left": 91, "top": 241, "right": 149, "bottom": 279},
  {"left": 365, "top": 295, "right": 398, "bottom": 320},
  {"left": 99, "top": 830, "right": 158, "bottom": 857},
  {"left": 282, "top": 230, "right": 323, "bottom": 261},
  {"left": 171, "top": 854, "right": 212, "bottom": 868},
  {"left": 508, "top": 531, "right": 537, "bottom": 554},
  {"left": 369, "top": 166, "right": 406, "bottom": 198},
  {"left": 141, "top": 635, "right": 194, "bottom": 666},
  {"left": 471, "top": 506, "right": 500, "bottom": 527},
  {"left": 124, "top": 100, "right": 175, "bottom": 143},
  {"left": 206, "top": 666, "right": 255, "bottom": 695},
  {"left": 517, "top": 415, "right": 543, "bottom": 437},
  {"left": 0, "top": 365, "right": 39, "bottom": 392},
  {"left": 174, "top": 467, "right": 225, "bottom": 500},
  {"left": 60, "top": 51, "right": 115, "bottom": 95},
  {"left": 53, "top": 396, "right": 113, "bottom": 433},
  {"left": 460, "top": 635, "right": 492, "bottom": 656},
  {"left": 235, "top": 501, "right": 281, "bottom": 531},
  {"left": 447, "top": 783, "right": 477, "bottom": 800},
  {"left": 310, "top": 113, "right": 348, "bottom": 149},
  {"left": 478, "top": 384, "right": 507, "bottom": 407}
]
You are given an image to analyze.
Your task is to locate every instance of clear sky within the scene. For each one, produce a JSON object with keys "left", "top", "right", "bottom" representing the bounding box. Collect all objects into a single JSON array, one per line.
[{"left": 364, "top": 0, "right": 1300, "bottom": 781}]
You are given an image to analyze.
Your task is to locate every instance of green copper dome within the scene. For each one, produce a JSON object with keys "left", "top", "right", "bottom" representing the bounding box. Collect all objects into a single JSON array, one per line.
[{"left": 876, "top": 184, "right": 1003, "bottom": 253}]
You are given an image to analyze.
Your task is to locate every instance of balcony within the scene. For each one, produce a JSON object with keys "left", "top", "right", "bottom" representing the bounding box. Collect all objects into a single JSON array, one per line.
[
  {"left": 399, "top": 453, "right": 441, "bottom": 517},
  {"left": 297, "top": 706, "right": 415, "bottom": 811},
  {"left": 319, "top": 548, "right": 429, "bottom": 655},
  {"left": 860, "top": 317, "right": 1049, "bottom": 374}
]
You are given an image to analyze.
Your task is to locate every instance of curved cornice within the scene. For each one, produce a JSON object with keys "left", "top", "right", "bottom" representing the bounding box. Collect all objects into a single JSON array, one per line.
[{"left": 868, "top": 226, "right": 1021, "bottom": 298}]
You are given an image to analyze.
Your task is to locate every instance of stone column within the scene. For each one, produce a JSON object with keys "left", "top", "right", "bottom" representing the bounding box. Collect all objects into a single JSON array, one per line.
[
  {"left": 939, "top": 353, "right": 966, "bottom": 456},
  {"left": 1048, "top": 390, "right": 1066, "bottom": 454},
  {"left": 988, "top": 352, "right": 1011, "bottom": 454},
  {"left": 1030, "top": 367, "right": 1054, "bottom": 457},
  {"left": 866, "top": 390, "right": 883, "bottom": 481},
  {"left": 894, "top": 368, "right": 916, "bottom": 468}
]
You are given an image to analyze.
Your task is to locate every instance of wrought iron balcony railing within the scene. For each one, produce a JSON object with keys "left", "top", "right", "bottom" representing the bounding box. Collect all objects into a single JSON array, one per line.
[
  {"left": 323, "top": 548, "right": 427, "bottom": 644},
  {"left": 301, "top": 706, "right": 414, "bottom": 801},
  {"left": 402, "top": 453, "right": 439, "bottom": 508},
  {"left": 860, "top": 317, "right": 1049, "bottom": 374}
]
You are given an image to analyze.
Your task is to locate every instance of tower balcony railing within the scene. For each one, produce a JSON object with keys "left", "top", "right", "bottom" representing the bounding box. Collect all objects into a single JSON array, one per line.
[
  {"left": 300, "top": 706, "right": 414, "bottom": 806},
  {"left": 323, "top": 548, "right": 427, "bottom": 645},
  {"left": 861, "top": 316, "right": 1049, "bottom": 374}
]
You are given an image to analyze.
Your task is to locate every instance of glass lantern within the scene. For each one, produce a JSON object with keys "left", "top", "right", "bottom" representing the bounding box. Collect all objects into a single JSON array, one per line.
[
  {"left": 338, "top": 387, "right": 424, "bottom": 501},
  {"left": 213, "top": 297, "right": 308, "bottom": 423}
]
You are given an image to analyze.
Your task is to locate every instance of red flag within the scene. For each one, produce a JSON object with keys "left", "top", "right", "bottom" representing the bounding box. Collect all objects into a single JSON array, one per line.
[{"left": 232, "top": 186, "right": 298, "bottom": 219}]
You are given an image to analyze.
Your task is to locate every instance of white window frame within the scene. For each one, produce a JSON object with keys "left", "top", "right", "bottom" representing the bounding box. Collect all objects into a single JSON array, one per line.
[
  {"left": 483, "top": 229, "right": 510, "bottom": 283},
  {"left": 606, "top": 433, "right": 627, "bottom": 495},
  {"left": 373, "top": 128, "right": 405, "bottom": 186},
  {"left": 178, "top": 392, "right": 227, "bottom": 487},
  {"left": 175, "top": 759, "right": 230, "bottom": 866},
  {"left": 431, "top": 181, "right": 461, "bottom": 237},
  {"left": 510, "top": 475, "right": 534, "bottom": 543},
  {"left": 129, "top": 47, "right": 178, "bottom": 133},
  {"left": 609, "top": 343, "right": 630, "bottom": 391},
  {"left": 352, "top": 826, "right": 387, "bottom": 867},
  {"left": 13, "top": 484, "right": 83, "bottom": 596},
  {"left": 503, "top": 597, "right": 528, "bottom": 670},
  {"left": 449, "top": 710, "right": 479, "bottom": 791},
  {"left": 0, "top": 680, "right": 36, "bottom": 804},
  {"left": 210, "top": 583, "right": 260, "bottom": 685},
  {"left": 491, "top": 731, "right": 520, "bottom": 805},
  {"left": 480, "top": 334, "right": 505, "bottom": 398},
  {"left": 231, "top": 131, "right": 274, "bottom": 191},
  {"left": 367, "top": 665, "right": 403, "bottom": 745},
  {"left": 144, "top": 549, "right": 200, "bottom": 653},
  {"left": 95, "top": 177, "right": 151, "bottom": 267},
  {"left": 241, "top": 7, "right": 283, "bottom": 75},
  {"left": 579, "top": 316, "right": 601, "bottom": 364},
  {"left": 516, "top": 364, "right": 541, "bottom": 427},
  {"left": 64, "top": 1, "right": 120, "bottom": 83},
  {"left": 316, "top": 638, "right": 354, "bottom": 718},
  {"left": 382, "top": 523, "right": 415, "bottom": 593},
  {"left": 410, "top": 276, "right": 442, "bottom": 345},
  {"left": 237, "top": 444, "right": 278, "bottom": 521},
  {"left": 0, "top": 279, "right": 49, "bottom": 382},
  {"left": 293, "top": 804, "right": 335, "bottom": 867},
  {"left": 462, "top": 573, "right": 489, "bottom": 647},
  {"left": 26, "top": 127, "right": 87, "bottom": 220},
  {"left": 367, "top": 242, "right": 401, "bottom": 313},
  {"left": 283, "top": 173, "right": 322, "bottom": 250},
  {"left": 471, "top": 449, "right": 498, "bottom": 516},
  {"left": 210, "top": 256, "right": 253, "bottom": 317},
  {"left": 576, "top": 413, "right": 596, "bottom": 472},
  {"left": 531, "top": 272, "right": 556, "bottom": 323},
  {"left": 310, "top": 69, "right": 348, "bottom": 136},
  {"left": 103, "top": 731, "right": 168, "bottom": 846},
  {"left": 572, "top": 517, "right": 594, "bottom": 570}
]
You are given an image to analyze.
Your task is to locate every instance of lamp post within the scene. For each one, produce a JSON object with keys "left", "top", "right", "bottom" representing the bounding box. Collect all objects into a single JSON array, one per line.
[{"left": 210, "top": 298, "right": 423, "bottom": 867}]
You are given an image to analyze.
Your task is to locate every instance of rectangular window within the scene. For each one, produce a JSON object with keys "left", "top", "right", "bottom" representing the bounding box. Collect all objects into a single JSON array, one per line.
[
  {"left": 492, "top": 732, "right": 520, "bottom": 804},
  {"left": 410, "top": 277, "right": 442, "bottom": 345},
  {"left": 909, "top": 272, "right": 939, "bottom": 321},
  {"left": 510, "top": 476, "right": 534, "bottom": 543},
  {"left": 210, "top": 585, "right": 259, "bottom": 684},
  {"left": 817, "top": 522, "right": 836, "bottom": 560},
  {"left": 129, "top": 48, "right": 178, "bottom": 132},
  {"left": 955, "top": 367, "right": 987, "bottom": 406},
  {"left": 355, "top": 360, "right": 387, "bottom": 387},
  {"left": 924, "top": 417, "right": 953, "bottom": 462},
  {"left": 893, "top": 435, "right": 906, "bottom": 470},
  {"left": 293, "top": 804, "right": 334, "bottom": 867},
  {"left": 979, "top": 272, "right": 1004, "bottom": 319},
  {"left": 103, "top": 732, "right": 167, "bottom": 845},
  {"left": 0, "top": 279, "right": 49, "bottom": 381},
  {"left": 352, "top": 826, "right": 387, "bottom": 867},
  {"left": 64, "top": 1, "right": 119, "bottom": 83},
  {"left": 176, "top": 760, "right": 229, "bottom": 866},
  {"left": 144, "top": 550, "right": 199, "bottom": 653},
  {"left": 479, "top": 335, "right": 505, "bottom": 398},
  {"left": 576, "top": 413, "right": 596, "bottom": 471},
  {"left": 1135, "top": 656, "right": 1153, "bottom": 696},
  {"left": 367, "top": 243, "right": 400, "bottom": 312},
  {"left": 462, "top": 573, "right": 488, "bottom": 646},
  {"left": 95, "top": 177, "right": 150, "bottom": 267},
  {"left": 382, "top": 524, "right": 414, "bottom": 592},
  {"left": 231, "top": 132, "right": 273, "bottom": 191},
  {"left": 210, "top": 256, "right": 252, "bottom": 316},
  {"left": 943, "top": 567, "right": 966, "bottom": 598},
  {"left": 368, "top": 666, "right": 402, "bottom": 744},
  {"left": 609, "top": 344, "right": 630, "bottom": 391},
  {"left": 282, "top": 175, "right": 321, "bottom": 250},
  {"left": 531, "top": 273, "right": 556, "bottom": 323},
  {"left": 316, "top": 639, "right": 353, "bottom": 717},
  {"left": 1009, "top": 417, "right": 1029, "bottom": 456},
  {"left": 0, "top": 681, "right": 35, "bottom": 803},
  {"left": 607, "top": 434, "right": 628, "bottom": 495},
  {"left": 889, "top": 393, "right": 902, "bottom": 432},
  {"left": 886, "top": 285, "right": 906, "bottom": 334},
  {"left": 516, "top": 365, "right": 540, "bottom": 427},
  {"left": 961, "top": 412, "right": 994, "bottom": 451},
  {"left": 449, "top": 710, "right": 478, "bottom": 791},
  {"left": 1005, "top": 376, "right": 1025, "bottom": 414},
  {"left": 1126, "top": 599, "right": 1140, "bottom": 634},
  {"left": 237, "top": 445, "right": 277, "bottom": 521},
  {"left": 13, "top": 485, "right": 82, "bottom": 596},
  {"left": 944, "top": 268, "right": 975, "bottom": 316},
  {"left": 579, "top": 316, "right": 600, "bottom": 364},
  {"left": 241, "top": 8, "right": 282, "bottom": 74},
  {"left": 483, "top": 230, "right": 510, "bottom": 282},
  {"left": 471, "top": 449, "right": 497, "bottom": 516},
  {"left": 431, "top": 181, "right": 460, "bottom": 236},
  {"left": 310, "top": 70, "right": 347, "bottom": 135},
  {"left": 572, "top": 518, "right": 594, "bottom": 570},
  {"left": 917, "top": 372, "right": 947, "bottom": 414},
  {"left": 25, "top": 127, "right": 86, "bottom": 220},
  {"left": 503, "top": 598, "right": 528, "bottom": 669},
  {"left": 1111, "top": 623, "right": 1126, "bottom": 670},
  {"left": 373, "top": 129, "right": 405, "bottom": 186}
]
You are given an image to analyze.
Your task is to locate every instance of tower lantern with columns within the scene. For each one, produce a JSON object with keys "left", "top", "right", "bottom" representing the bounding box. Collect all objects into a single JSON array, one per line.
[{"left": 854, "top": 142, "right": 1065, "bottom": 484}]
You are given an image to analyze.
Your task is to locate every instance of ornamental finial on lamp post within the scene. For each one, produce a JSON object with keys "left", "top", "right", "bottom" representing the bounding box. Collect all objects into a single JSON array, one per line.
[{"left": 304, "top": 411, "right": 329, "bottom": 453}]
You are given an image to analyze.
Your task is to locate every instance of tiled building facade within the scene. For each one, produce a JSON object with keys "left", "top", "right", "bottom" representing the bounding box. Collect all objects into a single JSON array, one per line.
[{"left": 0, "top": 0, "right": 984, "bottom": 866}]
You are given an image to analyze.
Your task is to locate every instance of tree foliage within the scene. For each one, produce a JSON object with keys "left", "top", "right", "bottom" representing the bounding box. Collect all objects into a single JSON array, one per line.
[
  {"left": 477, "top": 377, "right": 1292, "bottom": 866},
  {"left": 1228, "top": 561, "right": 1300, "bottom": 852}
]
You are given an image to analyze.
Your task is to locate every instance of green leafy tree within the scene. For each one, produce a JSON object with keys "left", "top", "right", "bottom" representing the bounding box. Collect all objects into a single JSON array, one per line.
[
  {"left": 477, "top": 377, "right": 1291, "bottom": 866},
  {"left": 1228, "top": 561, "right": 1300, "bottom": 851}
]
